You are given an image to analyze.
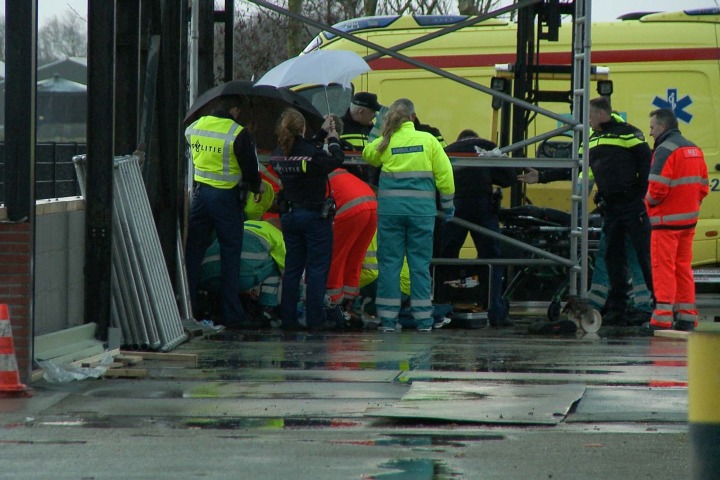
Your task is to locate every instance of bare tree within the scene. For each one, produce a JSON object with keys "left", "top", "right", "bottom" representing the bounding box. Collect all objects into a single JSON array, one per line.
[
  {"left": 458, "top": 0, "right": 502, "bottom": 15},
  {"left": 37, "top": 12, "right": 87, "bottom": 65},
  {"left": 364, "top": 0, "right": 379, "bottom": 16},
  {"left": 232, "top": 0, "right": 350, "bottom": 80},
  {"left": 287, "top": 0, "right": 304, "bottom": 57},
  {"left": 230, "top": 0, "right": 511, "bottom": 81},
  {"left": 227, "top": 8, "right": 290, "bottom": 82},
  {"left": 378, "top": 0, "right": 455, "bottom": 15}
]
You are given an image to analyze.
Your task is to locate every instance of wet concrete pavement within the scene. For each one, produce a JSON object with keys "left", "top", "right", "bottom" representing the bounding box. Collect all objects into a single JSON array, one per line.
[{"left": 0, "top": 316, "right": 700, "bottom": 479}]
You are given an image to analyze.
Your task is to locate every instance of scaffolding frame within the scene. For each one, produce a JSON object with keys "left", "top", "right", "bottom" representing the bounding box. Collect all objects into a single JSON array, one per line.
[{"left": 244, "top": 0, "right": 595, "bottom": 322}]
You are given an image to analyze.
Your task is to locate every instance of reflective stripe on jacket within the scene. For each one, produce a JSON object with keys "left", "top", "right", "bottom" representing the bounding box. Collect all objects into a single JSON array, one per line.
[
  {"left": 340, "top": 110, "right": 372, "bottom": 151},
  {"left": 328, "top": 168, "right": 377, "bottom": 220},
  {"left": 185, "top": 116, "right": 243, "bottom": 188},
  {"left": 260, "top": 163, "right": 282, "bottom": 192},
  {"left": 587, "top": 113, "right": 652, "bottom": 201},
  {"left": 243, "top": 220, "right": 286, "bottom": 271},
  {"left": 646, "top": 129, "right": 709, "bottom": 229},
  {"left": 362, "top": 121, "right": 454, "bottom": 216}
]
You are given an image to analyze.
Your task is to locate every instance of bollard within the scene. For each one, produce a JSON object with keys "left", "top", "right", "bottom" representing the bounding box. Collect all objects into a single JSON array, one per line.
[{"left": 688, "top": 324, "right": 720, "bottom": 479}]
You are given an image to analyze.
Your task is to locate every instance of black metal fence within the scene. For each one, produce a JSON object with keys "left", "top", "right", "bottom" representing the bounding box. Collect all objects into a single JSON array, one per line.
[{"left": 0, "top": 142, "right": 87, "bottom": 202}]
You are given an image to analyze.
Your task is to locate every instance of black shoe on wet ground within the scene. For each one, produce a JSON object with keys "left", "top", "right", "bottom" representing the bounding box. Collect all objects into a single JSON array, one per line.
[
  {"left": 624, "top": 308, "right": 651, "bottom": 327},
  {"left": 638, "top": 322, "right": 670, "bottom": 337},
  {"left": 673, "top": 320, "right": 695, "bottom": 332},
  {"left": 600, "top": 310, "right": 627, "bottom": 327}
]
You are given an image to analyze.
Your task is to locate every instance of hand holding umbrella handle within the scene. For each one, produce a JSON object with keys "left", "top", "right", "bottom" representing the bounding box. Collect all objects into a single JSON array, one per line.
[{"left": 321, "top": 115, "right": 335, "bottom": 132}]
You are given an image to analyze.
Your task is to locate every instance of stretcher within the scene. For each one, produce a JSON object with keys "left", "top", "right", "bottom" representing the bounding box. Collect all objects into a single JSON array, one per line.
[{"left": 498, "top": 205, "right": 602, "bottom": 329}]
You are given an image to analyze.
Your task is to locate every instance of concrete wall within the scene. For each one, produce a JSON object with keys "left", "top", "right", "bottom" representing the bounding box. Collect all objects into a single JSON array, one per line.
[{"left": 33, "top": 197, "right": 85, "bottom": 336}]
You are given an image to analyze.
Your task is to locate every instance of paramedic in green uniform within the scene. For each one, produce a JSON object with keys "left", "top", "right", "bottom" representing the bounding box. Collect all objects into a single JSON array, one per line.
[{"left": 362, "top": 98, "right": 455, "bottom": 332}]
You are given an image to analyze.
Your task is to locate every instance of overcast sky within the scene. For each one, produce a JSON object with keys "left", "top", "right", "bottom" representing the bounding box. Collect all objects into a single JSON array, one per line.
[{"left": 0, "top": 0, "right": 718, "bottom": 26}]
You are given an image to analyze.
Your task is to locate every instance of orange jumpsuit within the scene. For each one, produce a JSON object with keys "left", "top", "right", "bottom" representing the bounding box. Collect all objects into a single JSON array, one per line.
[
  {"left": 326, "top": 169, "right": 377, "bottom": 305},
  {"left": 646, "top": 128, "right": 709, "bottom": 328}
]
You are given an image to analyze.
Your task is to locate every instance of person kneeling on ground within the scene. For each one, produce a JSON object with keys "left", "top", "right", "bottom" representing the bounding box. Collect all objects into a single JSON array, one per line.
[{"left": 197, "top": 218, "right": 285, "bottom": 328}]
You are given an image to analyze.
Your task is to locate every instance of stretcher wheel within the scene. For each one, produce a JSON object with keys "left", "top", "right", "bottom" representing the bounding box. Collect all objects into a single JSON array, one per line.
[{"left": 570, "top": 309, "right": 601, "bottom": 333}]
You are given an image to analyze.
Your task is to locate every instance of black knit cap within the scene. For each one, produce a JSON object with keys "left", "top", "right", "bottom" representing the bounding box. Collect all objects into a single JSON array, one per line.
[{"left": 351, "top": 92, "right": 382, "bottom": 112}]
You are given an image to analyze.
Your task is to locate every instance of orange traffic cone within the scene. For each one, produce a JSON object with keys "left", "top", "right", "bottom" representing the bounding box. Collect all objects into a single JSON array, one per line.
[{"left": 0, "top": 304, "right": 32, "bottom": 397}]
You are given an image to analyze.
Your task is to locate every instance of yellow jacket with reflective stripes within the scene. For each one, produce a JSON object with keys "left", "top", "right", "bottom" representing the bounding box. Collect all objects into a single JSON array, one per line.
[
  {"left": 362, "top": 121, "right": 454, "bottom": 216},
  {"left": 244, "top": 220, "right": 286, "bottom": 272},
  {"left": 185, "top": 115, "right": 243, "bottom": 188},
  {"left": 244, "top": 179, "right": 275, "bottom": 221}
]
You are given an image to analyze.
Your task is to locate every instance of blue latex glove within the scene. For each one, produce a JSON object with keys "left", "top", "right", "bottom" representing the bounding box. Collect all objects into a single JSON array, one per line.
[{"left": 443, "top": 206, "right": 455, "bottom": 223}]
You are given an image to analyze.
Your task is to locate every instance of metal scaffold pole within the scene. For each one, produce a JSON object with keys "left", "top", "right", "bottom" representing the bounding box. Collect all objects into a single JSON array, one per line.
[{"left": 570, "top": 0, "right": 592, "bottom": 299}]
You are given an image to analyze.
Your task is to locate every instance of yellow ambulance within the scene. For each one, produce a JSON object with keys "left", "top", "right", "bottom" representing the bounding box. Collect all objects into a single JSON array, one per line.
[{"left": 301, "top": 9, "right": 720, "bottom": 267}]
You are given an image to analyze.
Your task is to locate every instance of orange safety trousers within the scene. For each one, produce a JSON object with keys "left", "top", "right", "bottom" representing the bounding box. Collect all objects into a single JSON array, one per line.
[
  {"left": 326, "top": 209, "right": 377, "bottom": 305},
  {"left": 649, "top": 228, "right": 698, "bottom": 328}
]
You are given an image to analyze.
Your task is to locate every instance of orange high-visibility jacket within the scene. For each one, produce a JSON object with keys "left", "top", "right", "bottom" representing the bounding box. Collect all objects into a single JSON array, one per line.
[
  {"left": 646, "top": 129, "right": 709, "bottom": 229},
  {"left": 328, "top": 168, "right": 377, "bottom": 221}
]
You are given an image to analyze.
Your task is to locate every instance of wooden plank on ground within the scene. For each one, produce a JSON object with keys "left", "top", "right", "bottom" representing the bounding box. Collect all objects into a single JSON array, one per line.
[
  {"left": 654, "top": 330, "right": 690, "bottom": 341},
  {"left": 70, "top": 348, "right": 121, "bottom": 368},
  {"left": 120, "top": 350, "right": 198, "bottom": 365},
  {"left": 30, "top": 369, "right": 45, "bottom": 383},
  {"left": 114, "top": 354, "right": 143, "bottom": 365}
]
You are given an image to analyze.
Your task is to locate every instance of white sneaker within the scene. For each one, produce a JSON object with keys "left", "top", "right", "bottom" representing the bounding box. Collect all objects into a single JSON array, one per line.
[
  {"left": 377, "top": 322, "right": 401, "bottom": 332},
  {"left": 197, "top": 319, "right": 225, "bottom": 333},
  {"left": 433, "top": 317, "right": 452, "bottom": 329}
]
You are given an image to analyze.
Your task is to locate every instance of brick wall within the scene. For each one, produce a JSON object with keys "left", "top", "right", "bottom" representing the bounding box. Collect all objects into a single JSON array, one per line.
[{"left": 0, "top": 211, "right": 34, "bottom": 383}]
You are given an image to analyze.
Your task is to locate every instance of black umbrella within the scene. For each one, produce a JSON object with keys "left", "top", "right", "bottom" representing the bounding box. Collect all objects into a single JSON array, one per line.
[{"left": 184, "top": 80, "right": 324, "bottom": 151}]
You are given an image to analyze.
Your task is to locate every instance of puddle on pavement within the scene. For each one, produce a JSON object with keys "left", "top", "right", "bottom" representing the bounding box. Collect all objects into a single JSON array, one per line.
[
  {"left": 366, "top": 458, "right": 462, "bottom": 479},
  {"left": 90, "top": 389, "right": 186, "bottom": 399},
  {"left": 0, "top": 439, "right": 88, "bottom": 445},
  {"left": 199, "top": 355, "right": 622, "bottom": 376},
  {"left": 184, "top": 417, "right": 362, "bottom": 430},
  {"left": 191, "top": 330, "right": 683, "bottom": 378},
  {"left": 335, "top": 433, "right": 504, "bottom": 448}
]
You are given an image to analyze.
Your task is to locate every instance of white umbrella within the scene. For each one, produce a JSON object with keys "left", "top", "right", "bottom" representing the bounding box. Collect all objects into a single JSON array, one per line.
[{"left": 255, "top": 50, "right": 371, "bottom": 113}]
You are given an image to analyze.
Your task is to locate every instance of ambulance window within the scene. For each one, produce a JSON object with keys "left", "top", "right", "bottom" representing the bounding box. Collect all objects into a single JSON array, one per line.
[
  {"left": 324, "top": 16, "right": 400, "bottom": 41},
  {"left": 686, "top": 8, "right": 720, "bottom": 15},
  {"left": 303, "top": 36, "right": 323, "bottom": 54},
  {"left": 414, "top": 15, "right": 467, "bottom": 26}
]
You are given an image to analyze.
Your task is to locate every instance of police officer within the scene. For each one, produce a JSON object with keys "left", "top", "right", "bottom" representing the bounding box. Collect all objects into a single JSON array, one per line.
[
  {"left": 271, "top": 108, "right": 344, "bottom": 331},
  {"left": 362, "top": 98, "right": 455, "bottom": 332},
  {"left": 184, "top": 96, "right": 264, "bottom": 328},
  {"left": 587, "top": 96, "right": 654, "bottom": 326},
  {"left": 340, "top": 92, "right": 382, "bottom": 151},
  {"left": 340, "top": 92, "right": 383, "bottom": 184},
  {"left": 645, "top": 108, "right": 709, "bottom": 332}
]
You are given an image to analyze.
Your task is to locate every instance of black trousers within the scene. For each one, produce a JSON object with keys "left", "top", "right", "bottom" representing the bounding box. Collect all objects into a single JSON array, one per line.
[{"left": 602, "top": 199, "right": 654, "bottom": 312}]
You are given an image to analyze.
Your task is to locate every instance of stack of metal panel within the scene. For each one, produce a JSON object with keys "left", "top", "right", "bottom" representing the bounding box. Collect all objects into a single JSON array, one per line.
[{"left": 73, "top": 154, "right": 187, "bottom": 351}]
